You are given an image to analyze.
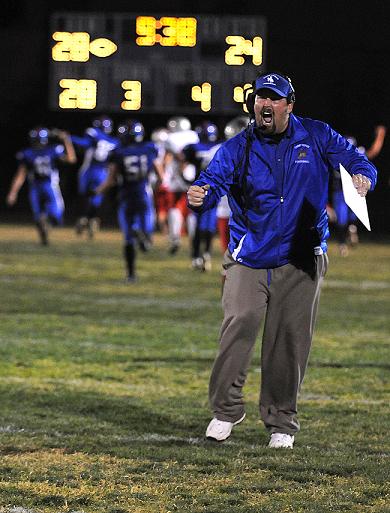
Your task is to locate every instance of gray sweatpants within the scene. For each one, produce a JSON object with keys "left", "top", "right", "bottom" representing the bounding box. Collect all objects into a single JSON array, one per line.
[{"left": 209, "top": 250, "right": 328, "bottom": 434}]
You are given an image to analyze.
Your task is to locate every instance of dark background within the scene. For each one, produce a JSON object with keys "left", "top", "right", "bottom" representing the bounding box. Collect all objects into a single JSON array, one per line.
[{"left": 1, "top": 0, "right": 389, "bottom": 234}]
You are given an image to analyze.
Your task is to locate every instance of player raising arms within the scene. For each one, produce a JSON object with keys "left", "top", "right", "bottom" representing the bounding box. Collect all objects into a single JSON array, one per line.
[
  {"left": 94, "top": 119, "right": 164, "bottom": 283},
  {"left": 71, "top": 115, "right": 119, "bottom": 239},
  {"left": 6, "top": 126, "right": 76, "bottom": 245}
]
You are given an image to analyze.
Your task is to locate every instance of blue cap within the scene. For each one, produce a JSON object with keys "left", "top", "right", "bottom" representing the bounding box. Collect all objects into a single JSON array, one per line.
[{"left": 254, "top": 73, "right": 294, "bottom": 98}]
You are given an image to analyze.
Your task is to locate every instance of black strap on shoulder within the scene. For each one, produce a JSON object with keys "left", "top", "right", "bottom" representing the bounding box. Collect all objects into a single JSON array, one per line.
[{"left": 230, "top": 124, "right": 254, "bottom": 225}]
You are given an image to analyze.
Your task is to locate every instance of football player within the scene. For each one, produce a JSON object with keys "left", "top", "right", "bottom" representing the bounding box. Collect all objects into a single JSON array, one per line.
[
  {"left": 150, "top": 127, "right": 170, "bottom": 234},
  {"left": 183, "top": 120, "right": 221, "bottom": 271},
  {"left": 6, "top": 126, "right": 76, "bottom": 245},
  {"left": 216, "top": 116, "right": 250, "bottom": 253},
  {"left": 94, "top": 119, "right": 164, "bottom": 282},
  {"left": 71, "top": 115, "right": 119, "bottom": 238},
  {"left": 163, "top": 116, "right": 199, "bottom": 254}
]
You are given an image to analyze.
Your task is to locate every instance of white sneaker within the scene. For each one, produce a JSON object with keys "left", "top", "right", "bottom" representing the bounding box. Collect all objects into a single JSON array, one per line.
[
  {"left": 268, "top": 433, "right": 294, "bottom": 449},
  {"left": 205, "top": 413, "right": 246, "bottom": 441}
]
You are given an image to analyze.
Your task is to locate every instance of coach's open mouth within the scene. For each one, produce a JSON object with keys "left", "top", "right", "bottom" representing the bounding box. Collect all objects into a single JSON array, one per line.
[{"left": 261, "top": 108, "right": 273, "bottom": 125}]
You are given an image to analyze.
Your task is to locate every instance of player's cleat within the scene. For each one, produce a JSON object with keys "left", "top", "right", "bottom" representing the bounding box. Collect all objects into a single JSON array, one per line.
[
  {"left": 139, "top": 239, "right": 152, "bottom": 252},
  {"left": 36, "top": 216, "right": 49, "bottom": 246},
  {"left": 205, "top": 413, "right": 246, "bottom": 441},
  {"left": 268, "top": 433, "right": 294, "bottom": 449},
  {"left": 87, "top": 217, "right": 100, "bottom": 239},
  {"left": 192, "top": 257, "right": 204, "bottom": 270},
  {"left": 125, "top": 274, "right": 138, "bottom": 284},
  {"left": 169, "top": 243, "right": 180, "bottom": 255},
  {"left": 348, "top": 224, "right": 359, "bottom": 246},
  {"left": 202, "top": 252, "right": 212, "bottom": 271},
  {"left": 339, "top": 243, "right": 349, "bottom": 257},
  {"left": 75, "top": 216, "right": 88, "bottom": 236}
]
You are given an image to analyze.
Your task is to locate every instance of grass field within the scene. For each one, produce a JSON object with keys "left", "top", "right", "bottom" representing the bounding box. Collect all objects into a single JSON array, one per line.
[{"left": 0, "top": 223, "right": 389, "bottom": 513}]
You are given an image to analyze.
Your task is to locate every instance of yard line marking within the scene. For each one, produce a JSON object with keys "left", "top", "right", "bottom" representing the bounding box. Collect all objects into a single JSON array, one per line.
[
  {"left": 95, "top": 297, "right": 217, "bottom": 308},
  {"left": 0, "top": 425, "right": 26, "bottom": 433},
  {"left": 0, "top": 509, "right": 85, "bottom": 513},
  {"left": 115, "top": 433, "right": 238, "bottom": 445},
  {"left": 324, "top": 279, "right": 390, "bottom": 289}
]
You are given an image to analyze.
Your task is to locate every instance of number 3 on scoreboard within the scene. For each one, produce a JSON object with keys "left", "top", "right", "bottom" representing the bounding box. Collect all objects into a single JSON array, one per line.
[{"left": 121, "top": 81, "right": 142, "bottom": 110}]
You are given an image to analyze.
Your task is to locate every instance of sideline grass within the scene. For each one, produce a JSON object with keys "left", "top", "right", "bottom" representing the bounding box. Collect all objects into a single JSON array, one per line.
[{"left": 0, "top": 223, "right": 389, "bottom": 513}]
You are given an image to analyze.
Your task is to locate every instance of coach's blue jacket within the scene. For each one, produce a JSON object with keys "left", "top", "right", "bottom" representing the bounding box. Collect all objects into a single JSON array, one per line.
[{"left": 189, "top": 114, "right": 377, "bottom": 269}]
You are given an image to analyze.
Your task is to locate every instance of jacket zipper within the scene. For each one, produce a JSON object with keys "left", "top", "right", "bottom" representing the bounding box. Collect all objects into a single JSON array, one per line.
[{"left": 276, "top": 147, "right": 286, "bottom": 266}]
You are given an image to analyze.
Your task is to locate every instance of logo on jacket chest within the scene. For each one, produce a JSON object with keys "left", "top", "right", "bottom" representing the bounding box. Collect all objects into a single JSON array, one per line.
[{"left": 294, "top": 143, "right": 310, "bottom": 164}]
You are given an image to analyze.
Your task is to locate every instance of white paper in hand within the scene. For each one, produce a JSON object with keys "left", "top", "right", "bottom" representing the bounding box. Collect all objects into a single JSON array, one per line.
[{"left": 339, "top": 164, "right": 371, "bottom": 231}]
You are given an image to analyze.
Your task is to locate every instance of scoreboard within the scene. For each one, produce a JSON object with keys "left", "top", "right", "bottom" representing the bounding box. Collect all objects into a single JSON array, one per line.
[{"left": 48, "top": 13, "right": 267, "bottom": 114}]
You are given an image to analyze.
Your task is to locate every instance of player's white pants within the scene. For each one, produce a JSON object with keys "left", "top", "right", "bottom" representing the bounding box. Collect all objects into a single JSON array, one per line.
[
  {"left": 168, "top": 208, "right": 183, "bottom": 245},
  {"left": 186, "top": 212, "right": 197, "bottom": 240}
]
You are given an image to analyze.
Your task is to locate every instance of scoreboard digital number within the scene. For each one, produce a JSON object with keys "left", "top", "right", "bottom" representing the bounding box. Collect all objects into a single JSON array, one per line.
[{"left": 49, "top": 13, "right": 267, "bottom": 114}]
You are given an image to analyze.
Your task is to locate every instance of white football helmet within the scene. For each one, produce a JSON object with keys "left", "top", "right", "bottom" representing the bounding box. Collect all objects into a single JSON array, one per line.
[
  {"left": 167, "top": 116, "right": 192, "bottom": 132},
  {"left": 151, "top": 127, "right": 169, "bottom": 144}
]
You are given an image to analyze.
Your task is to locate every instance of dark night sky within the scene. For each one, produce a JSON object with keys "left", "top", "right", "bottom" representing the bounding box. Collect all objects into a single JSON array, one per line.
[{"left": 1, "top": 0, "right": 389, "bottom": 231}]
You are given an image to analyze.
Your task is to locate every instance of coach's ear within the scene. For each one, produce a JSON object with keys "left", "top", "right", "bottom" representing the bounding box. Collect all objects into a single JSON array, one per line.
[{"left": 287, "top": 102, "right": 294, "bottom": 114}]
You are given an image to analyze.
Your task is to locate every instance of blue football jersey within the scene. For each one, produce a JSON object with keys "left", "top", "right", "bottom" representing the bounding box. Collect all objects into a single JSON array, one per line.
[
  {"left": 110, "top": 142, "right": 158, "bottom": 195},
  {"left": 16, "top": 145, "right": 65, "bottom": 181},
  {"left": 183, "top": 141, "right": 221, "bottom": 178},
  {"left": 72, "top": 127, "right": 119, "bottom": 169}
]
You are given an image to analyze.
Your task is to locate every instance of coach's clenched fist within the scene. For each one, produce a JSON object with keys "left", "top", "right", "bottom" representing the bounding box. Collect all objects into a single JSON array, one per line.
[{"left": 187, "top": 184, "right": 210, "bottom": 207}]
